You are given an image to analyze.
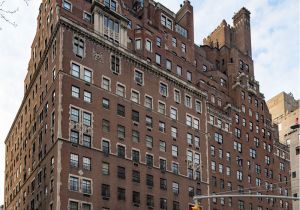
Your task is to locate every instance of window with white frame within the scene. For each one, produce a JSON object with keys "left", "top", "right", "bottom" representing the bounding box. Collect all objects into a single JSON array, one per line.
[
  {"left": 172, "top": 145, "right": 178, "bottom": 157},
  {"left": 187, "top": 71, "right": 192, "bottom": 82},
  {"left": 159, "top": 140, "right": 166, "bottom": 152},
  {"left": 161, "top": 14, "right": 173, "bottom": 29},
  {"left": 194, "top": 136, "right": 200, "bottom": 148},
  {"left": 63, "top": 0, "right": 72, "bottom": 11},
  {"left": 83, "top": 12, "right": 92, "bottom": 22},
  {"left": 237, "top": 171, "right": 243, "bottom": 181},
  {"left": 84, "top": 69, "right": 92, "bottom": 83},
  {"left": 111, "top": 55, "right": 120, "bottom": 74},
  {"left": 193, "top": 118, "right": 200, "bottom": 130},
  {"left": 83, "top": 112, "right": 92, "bottom": 126},
  {"left": 171, "top": 127, "right": 177, "bottom": 139},
  {"left": 187, "top": 133, "right": 192, "bottom": 145},
  {"left": 71, "top": 63, "right": 80, "bottom": 78}
]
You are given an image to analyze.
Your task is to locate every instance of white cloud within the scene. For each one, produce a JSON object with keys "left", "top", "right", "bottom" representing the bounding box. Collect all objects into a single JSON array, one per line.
[{"left": 0, "top": 0, "right": 299, "bottom": 205}]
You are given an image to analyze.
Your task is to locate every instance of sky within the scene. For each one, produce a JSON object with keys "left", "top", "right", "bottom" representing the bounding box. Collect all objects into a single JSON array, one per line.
[{"left": 0, "top": 0, "right": 299, "bottom": 204}]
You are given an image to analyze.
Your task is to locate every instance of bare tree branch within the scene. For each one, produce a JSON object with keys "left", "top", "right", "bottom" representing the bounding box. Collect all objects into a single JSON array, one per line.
[{"left": 0, "top": 0, "right": 30, "bottom": 30}]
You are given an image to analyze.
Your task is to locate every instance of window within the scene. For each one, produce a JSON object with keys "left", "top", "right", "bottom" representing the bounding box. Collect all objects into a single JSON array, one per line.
[
  {"left": 116, "top": 84, "right": 125, "bottom": 97},
  {"left": 172, "top": 182, "right": 179, "bottom": 195},
  {"left": 158, "top": 102, "right": 166, "bottom": 114},
  {"left": 69, "top": 201, "right": 78, "bottom": 210},
  {"left": 159, "top": 140, "right": 166, "bottom": 152},
  {"left": 156, "top": 37, "right": 161, "bottom": 47},
  {"left": 104, "top": 0, "right": 117, "bottom": 11},
  {"left": 187, "top": 133, "right": 193, "bottom": 145},
  {"left": 172, "top": 145, "right": 178, "bottom": 157},
  {"left": 160, "top": 178, "right": 167, "bottom": 190},
  {"left": 172, "top": 37, "right": 177, "bottom": 47},
  {"left": 70, "top": 153, "right": 79, "bottom": 168},
  {"left": 145, "top": 39, "right": 152, "bottom": 52},
  {"left": 83, "top": 112, "right": 91, "bottom": 126},
  {"left": 117, "top": 188, "right": 125, "bottom": 200},
  {"left": 156, "top": 53, "right": 161, "bottom": 65},
  {"left": 102, "top": 98, "right": 110, "bottom": 109},
  {"left": 185, "top": 95, "right": 192, "bottom": 108},
  {"left": 83, "top": 91, "right": 92, "bottom": 103},
  {"left": 132, "top": 150, "right": 140, "bottom": 162},
  {"left": 187, "top": 71, "right": 192, "bottom": 82},
  {"left": 84, "top": 69, "right": 92, "bottom": 83},
  {"left": 101, "top": 184, "right": 110, "bottom": 197},
  {"left": 117, "top": 166, "right": 126, "bottom": 179},
  {"left": 186, "top": 115, "right": 192, "bottom": 127},
  {"left": 102, "top": 140, "right": 110, "bottom": 155},
  {"left": 83, "top": 12, "right": 92, "bottom": 22},
  {"left": 63, "top": 0, "right": 72, "bottom": 11},
  {"left": 159, "top": 121, "right": 166, "bottom": 132},
  {"left": 111, "top": 55, "right": 120, "bottom": 74},
  {"left": 102, "top": 119, "right": 110, "bottom": 132},
  {"left": 193, "top": 118, "right": 200, "bottom": 130},
  {"left": 250, "top": 149, "right": 256, "bottom": 159},
  {"left": 160, "top": 198, "right": 167, "bottom": 209},
  {"left": 147, "top": 195, "right": 154, "bottom": 207},
  {"left": 166, "top": 59, "right": 172, "bottom": 70},
  {"left": 117, "top": 124, "right": 125, "bottom": 139},
  {"left": 83, "top": 157, "right": 91, "bottom": 170},
  {"left": 132, "top": 170, "right": 140, "bottom": 183},
  {"left": 132, "top": 130, "right": 140, "bottom": 143},
  {"left": 170, "top": 107, "right": 178, "bottom": 120},
  {"left": 181, "top": 43, "right": 186, "bottom": 53},
  {"left": 237, "top": 171, "right": 243, "bottom": 181},
  {"left": 70, "top": 130, "right": 79, "bottom": 144},
  {"left": 145, "top": 116, "right": 153, "bottom": 128},
  {"left": 135, "top": 39, "right": 141, "bottom": 50},
  {"left": 174, "top": 89, "right": 181, "bottom": 103},
  {"left": 69, "top": 176, "right": 79, "bottom": 191},
  {"left": 195, "top": 100, "right": 202, "bottom": 113},
  {"left": 102, "top": 162, "right": 109, "bottom": 175},
  {"left": 117, "top": 104, "right": 125, "bottom": 116},
  {"left": 171, "top": 127, "right": 178, "bottom": 139},
  {"left": 175, "top": 24, "right": 187, "bottom": 38},
  {"left": 134, "top": 70, "right": 143, "bottom": 85},
  {"left": 71, "top": 63, "right": 80, "bottom": 78},
  {"left": 146, "top": 154, "right": 153, "bottom": 167},
  {"left": 146, "top": 135, "right": 153, "bottom": 148},
  {"left": 70, "top": 107, "right": 79, "bottom": 123},
  {"left": 71, "top": 86, "right": 80, "bottom": 98},
  {"left": 215, "top": 133, "right": 223, "bottom": 144},
  {"left": 173, "top": 201, "right": 180, "bottom": 210},
  {"left": 176, "top": 65, "right": 182, "bottom": 76},
  {"left": 83, "top": 134, "right": 91, "bottom": 148},
  {"left": 102, "top": 77, "right": 110, "bottom": 91},
  {"left": 103, "top": 16, "right": 119, "bottom": 41},
  {"left": 117, "top": 145, "right": 125, "bottom": 158},
  {"left": 131, "top": 90, "right": 140, "bottom": 103},
  {"left": 132, "top": 191, "right": 140, "bottom": 204},
  {"left": 159, "top": 159, "right": 166, "bottom": 171},
  {"left": 172, "top": 162, "right": 179, "bottom": 174},
  {"left": 146, "top": 174, "right": 153, "bottom": 187},
  {"left": 73, "top": 37, "right": 84, "bottom": 58},
  {"left": 144, "top": 96, "right": 153, "bottom": 109},
  {"left": 132, "top": 110, "right": 139, "bottom": 122}
]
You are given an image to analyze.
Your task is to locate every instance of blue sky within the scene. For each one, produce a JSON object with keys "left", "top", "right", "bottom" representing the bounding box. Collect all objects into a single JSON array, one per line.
[{"left": 0, "top": 0, "right": 299, "bottom": 204}]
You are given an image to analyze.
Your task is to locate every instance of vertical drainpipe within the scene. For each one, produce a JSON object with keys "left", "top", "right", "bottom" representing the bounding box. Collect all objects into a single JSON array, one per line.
[
  {"left": 204, "top": 100, "right": 211, "bottom": 210},
  {"left": 56, "top": 7, "right": 64, "bottom": 208}
]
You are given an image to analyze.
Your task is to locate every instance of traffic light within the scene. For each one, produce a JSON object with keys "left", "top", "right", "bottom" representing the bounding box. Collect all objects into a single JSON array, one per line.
[{"left": 189, "top": 204, "right": 200, "bottom": 210}]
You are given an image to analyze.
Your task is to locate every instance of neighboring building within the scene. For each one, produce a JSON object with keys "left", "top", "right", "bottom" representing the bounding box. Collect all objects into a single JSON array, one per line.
[
  {"left": 4, "top": 1, "right": 291, "bottom": 210},
  {"left": 267, "top": 92, "right": 300, "bottom": 210},
  {"left": 0, "top": 205, "right": 4, "bottom": 210}
]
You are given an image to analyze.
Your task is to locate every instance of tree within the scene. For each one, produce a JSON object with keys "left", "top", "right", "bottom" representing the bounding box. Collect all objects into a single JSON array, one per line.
[{"left": 0, "top": 0, "right": 30, "bottom": 29}]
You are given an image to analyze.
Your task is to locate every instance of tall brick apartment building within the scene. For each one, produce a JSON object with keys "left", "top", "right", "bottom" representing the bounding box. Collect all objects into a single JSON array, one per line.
[{"left": 4, "top": 0, "right": 291, "bottom": 210}]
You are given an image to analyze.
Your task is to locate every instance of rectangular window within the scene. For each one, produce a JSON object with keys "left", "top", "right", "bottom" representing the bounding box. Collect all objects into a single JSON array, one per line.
[
  {"left": 69, "top": 176, "right": 79, "bottom": 191},
  {"left": 117, "top": 104, "right": 125, "bottom": 116},
  {"left": 145, "top": 40, "right": 152, "bottom": 52},
  {"left": 63, "top": 0, "right": 72, "bottom": 11},
  {"left": 117, "top": 145, "right": 125, "bottom": 158},
  {"left": 158, "top": 102, "right": 166, "bottom": 114},
  {"left": 134, "top": 70, "right": 144, "bottom": 85},
  {"left": 70, "top": 130, "right": 79, "bottom": 144},
  {"left": 156, "top": 37, "right": 161, "bottom": 47},
  {"left": 73, "top": 37, "right": 84, "bottom": 58},
  {"left": 84, "top": 69, "right": 92, "bottom": 83},
  {"left": 131, "top": 90, "right": 140, "bottom": 103},
  {"left": 135, "top": 39, "right": 141, "bottom": 50},
  {"left": 102, "top": 162, "right": 109, "bottom": 175},
  {"left": 160, "top": 140, "right": 166, "bottom": 152},
  {"left": 187, "top": 71, "right": 192, "bottom": 82},
  {"left": 166, "top": 59, "right": 172, "bottom": 70},
  {"left": 176, "top": 65, "right": 182, "bottom": 76},
  {"left": 71, "top": 86, "right": 80, "bottom": 98},
  {"left": 83, "top": 134, "right": 91, "bottom": 148},
  {"left": 117, "top": 124, "right": 125, "bottom": 139},
  {"left": 71, "top": 63, "right": 80, "bottom": 78},
  {"left": 132, "top": 110, "right": 139, "bottom": 122},
  {"left": 146, "top": 135, "right": 153, "bottom": 148},
  {"left": 70, "top": 153, "right": 79, "bottom": 168},
  {"left": 172, "top": 37, "right": 177, "bottom": 47},
  {"left": 185, "top": 95, "right": 192, "bottom": 108},
  {"left": 146, "top": 154, "right": 153, "bottom": 167},
  {"left": 144, "top": 95, "right": 153, "bottom": 109},
  {"left": 71, "top": 107, "right": 79, "bottom": 123},
  {"left": 174, "top": 89, "right": 181, "bottom": 103},
  {"left": 83, "top": 112, "right": 91, "bottom": 126},
  {"left": 116, "top": 84, "right": 125, "bottom": 97},
  {"left": 156, "top": 53, "right": 161, "bottom": 65},
  {"left": 170, "top": 107, "right": 178, "bottom": 120},
  {"left": 83, "top": 12, "right": 92, "bottom": 22},
  {"left": 132, "top": 150, "right": 140, "bottom": 162},
  {"left": 172, "top": 145, "right": 178, "bottom": 157},
  {"left": 132, "top": 130, "right": 140, "bottom": 143},
  {"left": 111, "top": 55, "right": 120, "bottom": 74},
  {"left": 83, "top": 157, "right": 91, "bottom": 170},
  {"left": 83, "top": 91, "right": 92, "bottom": 103},
  {"left": 102, "top": 77, "right": 110, "bottom": 91},
  {"left": 102, "top": 119, "right": 110, "bottom": 132}
]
